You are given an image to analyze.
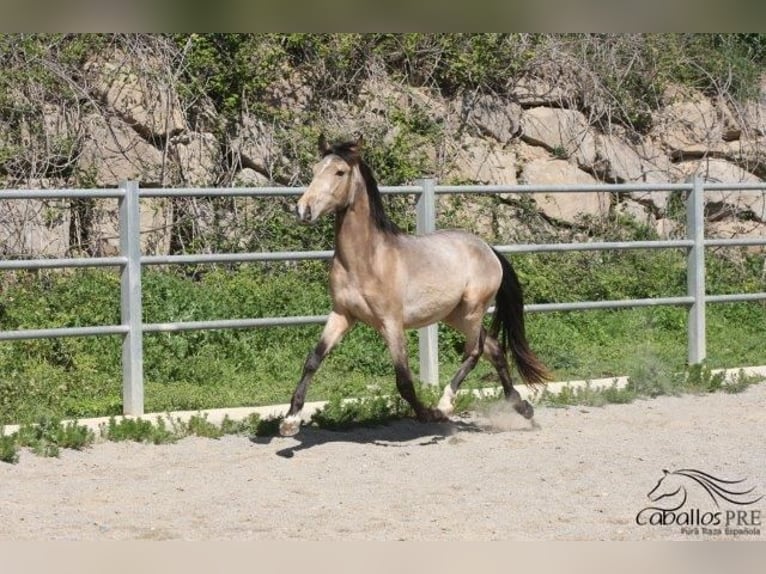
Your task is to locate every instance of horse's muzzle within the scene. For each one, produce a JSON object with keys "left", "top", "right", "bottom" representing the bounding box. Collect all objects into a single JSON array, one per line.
[{"left": 295, "top": 203, "right": 311, "bottom": 223}]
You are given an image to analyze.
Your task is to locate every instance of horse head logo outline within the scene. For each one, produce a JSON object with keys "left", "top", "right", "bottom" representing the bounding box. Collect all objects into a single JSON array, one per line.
[{"left": 647, "top": 468, "right": 762, "bottom": 510}]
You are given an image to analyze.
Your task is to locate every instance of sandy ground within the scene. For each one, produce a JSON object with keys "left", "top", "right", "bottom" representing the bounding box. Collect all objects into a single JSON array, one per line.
[{"left": 1, "top": 384, "right": 765, "bottom": 541}]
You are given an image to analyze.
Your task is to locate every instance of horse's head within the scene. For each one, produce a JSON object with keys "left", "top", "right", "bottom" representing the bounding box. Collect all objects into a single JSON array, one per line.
[
  {"left": 647, "top": 469, "right": 685, "bottom": 503},
  {"left": 296, "top": 135, "right": 363, "bottom": 223}
]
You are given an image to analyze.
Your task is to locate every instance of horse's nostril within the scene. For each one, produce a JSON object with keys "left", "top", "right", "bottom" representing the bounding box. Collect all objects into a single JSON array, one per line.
[{"left": 296, "top": 204, "right": 311, "bottom": 222}]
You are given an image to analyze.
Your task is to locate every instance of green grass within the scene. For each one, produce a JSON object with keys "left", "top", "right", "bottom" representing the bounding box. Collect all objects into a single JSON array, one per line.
[
  {"left": 0, "top": 411, "right": 274, "bottom": 463},
  {"left": 2, "top": 365, "right": 762, "bottom": 463},
  {"left": 13, "top": 416, "right": 95, "bottom": 458},
  {"left": 0, "top": 245, "right": 764, "bottom": 426},
  {"left": 0, "top": 428, "right": 19, "bottom": 464},
  {"left": 539, "top": 363, "right": 762, "bottom": 409}
]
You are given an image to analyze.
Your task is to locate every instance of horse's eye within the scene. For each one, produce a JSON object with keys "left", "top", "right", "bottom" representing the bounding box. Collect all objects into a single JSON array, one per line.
[{"left": 335, "top": 170, "right": 346, "bottom": 176}]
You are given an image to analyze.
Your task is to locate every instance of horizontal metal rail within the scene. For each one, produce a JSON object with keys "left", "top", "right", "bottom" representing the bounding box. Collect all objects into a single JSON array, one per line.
[
  {"left": 496, "top": 239, "right": 694, "bottom": 254},
  {"left": 705, "top": 182, "right": 766, "bottom": 191},
  {"left": 142, "top": 250, "right": 333, "bottom": 266},
  {"left": 6, "top": 237, "right": 761, "bottom": 272},
  {"left": 140, "top": 187, "right": 305, "bottom": 198},
  {"left": 2, "top": 292, "right": 761, "bottom": 343},
  {"left": 138, "top": 186, "right": 420, "bottom": 198},
  {"left": 0, "top": 256, "right": 128, "bottom": 270},
  {"left": 706, "top": 292, "right": 766, "bottom": 303},
  {"left": 1, "top": 177, "right": 765, "bottom": 417},
  {"left": 0, "top": 325, "right": 128, "bottom": 341},
  {"left": 705, "top": 237, "right": 766, "bottom": 247},
  {"left": 525, "top": 296, "right": 696, "bottom": 313},
  {"left": 434, "top": 182, "right": 692, "bottom": 194},
  {"left": 0, "top": 189, "right": 125, "bottom": 200},
  {"left": 144, "top": 315, "right": 328, "bottom": 333}
]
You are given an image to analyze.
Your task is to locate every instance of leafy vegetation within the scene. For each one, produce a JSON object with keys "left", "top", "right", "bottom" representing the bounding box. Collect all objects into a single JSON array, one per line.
[
  {"left": 0, "top": 427, "right": 19, "bottom": 464},
  {"left": 0, "top": 410, "right": 280, "bottom": 463},
  {"left": 2, "top": 360, "right": 760, "bottom": 464},
  {"left": 0, "top": 33, "right": 764, "bottom": 446},
  {"left": 4, "top": 33, "right": 763, "bottom": 183},
  {"left": 1, "top": 232, "right": 763, "bottom": 427},
  {"left": 13, "top": 415, "right": 94, "bottom": 457},
  {"left": 539, "top": 364, "right": 761, "bottom": 409}
]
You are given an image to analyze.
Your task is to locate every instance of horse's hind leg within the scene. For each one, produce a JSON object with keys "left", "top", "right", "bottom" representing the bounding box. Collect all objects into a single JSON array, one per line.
[
  {"left": 436, "top": 326, "right": 484, "bottom": 417},
  {"left": 437, "top": 308, "right": 486, "bottom": 416},
  {"left": 279, "top": 311, "right": 354, "bottom": 437},
  {"left": 483, "top": 334, "right": 534, "bottom": 419}
]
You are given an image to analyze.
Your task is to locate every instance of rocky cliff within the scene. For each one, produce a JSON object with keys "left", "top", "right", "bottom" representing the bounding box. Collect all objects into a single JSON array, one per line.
[{"left": 1, "top": 34, "right": 765, "bottom": 257}]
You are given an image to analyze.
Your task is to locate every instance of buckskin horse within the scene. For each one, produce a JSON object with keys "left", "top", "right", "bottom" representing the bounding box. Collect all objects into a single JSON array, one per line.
[{"left": 279, "top": 135, "right": 550, "bottom": 436}]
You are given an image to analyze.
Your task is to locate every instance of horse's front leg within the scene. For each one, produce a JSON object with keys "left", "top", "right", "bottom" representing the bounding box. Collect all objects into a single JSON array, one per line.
[
  {"left": 381, "top": 321, "right": 447, "bottom": 423},
  {"left": 279, "top": 311, "right": 354, "bottom": 437}
]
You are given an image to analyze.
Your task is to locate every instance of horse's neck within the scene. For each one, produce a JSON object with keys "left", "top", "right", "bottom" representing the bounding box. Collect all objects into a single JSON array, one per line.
[{"left": 334, "top": 185, "right": 385, "bottom": 271}]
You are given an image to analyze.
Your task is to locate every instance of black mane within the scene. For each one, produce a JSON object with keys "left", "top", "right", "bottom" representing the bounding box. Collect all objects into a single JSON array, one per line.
[{"left": 324, "top": 140, "right": 402, "bottom": 235}]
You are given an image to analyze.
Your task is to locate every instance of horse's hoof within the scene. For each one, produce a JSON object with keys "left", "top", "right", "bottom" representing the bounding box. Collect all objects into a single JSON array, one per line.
[
  {"left": 514, "top": 400, "right": 534, "bottom": 420},
  {"left": 437, "top": 385, "right": 455, "bottom": 417},
  {"left": 418, "top": 408, "right": 449, "bottom": 424},
  {"left": 279, "top": 415, "right": 301, "bottom": 437},
  {"left": 437, "top": 404, "right": 454, "bottom": 418}
]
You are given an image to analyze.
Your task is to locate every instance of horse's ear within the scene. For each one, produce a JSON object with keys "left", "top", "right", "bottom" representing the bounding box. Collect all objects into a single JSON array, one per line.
[
  {"left": 318, "top": 134, "right": 329, "bottom": 156},
  {"left": 353, "top": 133, "right": 364, "bottom": 152}
]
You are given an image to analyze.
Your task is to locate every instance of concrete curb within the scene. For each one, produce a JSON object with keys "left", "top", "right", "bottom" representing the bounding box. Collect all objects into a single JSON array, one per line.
[{"left": 3, "top": 365, "right": 765, "bottom": 436}]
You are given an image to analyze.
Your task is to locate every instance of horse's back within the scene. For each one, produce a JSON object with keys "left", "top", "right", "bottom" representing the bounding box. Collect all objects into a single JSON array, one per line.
[
  {"left": 396, "top": 230, "right": 502, "bottom": 328},
  {"left": 401, "top": 229, "right": 500, "bottom": 273}
]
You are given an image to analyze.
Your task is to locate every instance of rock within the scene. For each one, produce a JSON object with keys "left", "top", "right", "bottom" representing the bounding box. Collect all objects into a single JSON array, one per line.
[
  {"left": 78, "top": 113, "right": 168, "bottom": 187},
  {"left": 446, "top": 136, "right": 517, "bottom": 185},
  {"left": 736, "top": 73, "right": 766, "bottom": 137},
  {"left": 676, "top": 158, "right": 765, "bottom": 222},
  {"left": 41, "top": 103, "right": 80, "bottom": 149},
  {"left": 615, "top": 198, "right": 652, "bottom": 225},
  {"left": 83, "top": 197, "right": 173, "bottom": 257},
  {"left": 654, "top": 217, "right": 682, "bottom": 238},
  {"left": 230, "top": 116, "right": 277, "bottom": 175},
  {"left": 676, "top": 157, "right": 761, "bottom": 184},
  {"left": 84, "top": 52, "right": 186, "bottom": 139},
  {"left": 716, "top": 96, "right": 742, "bottom": 141},
  {"left": 650, "top": 87, "right": 727, "bottom": 155},
  {"left": 509, "top": 62, "right": 580, "bottom": 107},
  {"left": 596, "top": 135, "right": 644, "bottom": 182},
  {"left": 721, "top": 138, "right": 766, "bottom": 178},
  {"left": 520, "top": 158, "right": 609, "bottom": 223},
  {"left": 234, "top": 168, "right": 270, "bottom": 187},
  {"left": 740, "top": 102, "right": 766, "bottom": 138},
  {"left": 0, "top": 197, "right": 70, "bottom": 257},
  {"left": 596, "top": 136, "right": 677, "bottom": 211},
  {"left": 708, "top": 219, "right": 766, "bottom": 244},
  {"left": 462, "top": 93, "right": 522, "bottom": 143},
  {"left": 173, "top": 132, "right": 221, "bottom": 187},
  {"left": 514, "top": 140, "right": 554, "bottom": 163},
  {"left": 137, "top": 199, "right": 173, "bottom": 255},
  {"left": 520, "top": 107, "right": 598, "bottom": 169}
]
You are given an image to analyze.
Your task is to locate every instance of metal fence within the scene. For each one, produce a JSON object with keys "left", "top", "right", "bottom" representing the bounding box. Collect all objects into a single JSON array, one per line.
[{"left": 2, "top": 178, "right": 766, "bottom": 416}]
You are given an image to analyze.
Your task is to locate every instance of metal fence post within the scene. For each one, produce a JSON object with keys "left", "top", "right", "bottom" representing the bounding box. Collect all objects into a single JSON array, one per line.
[
  {"left": 416, "top": 178, "right": 439, "bottom": 385},
  {"left": 119, "top": 180, "right": 144, "bottom": 415},
  {"left": 686, "top": 176, "right": 706, "bottom": 365}
]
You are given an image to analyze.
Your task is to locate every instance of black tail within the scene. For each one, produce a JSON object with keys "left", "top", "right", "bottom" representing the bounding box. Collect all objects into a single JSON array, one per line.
[{"left": 490, "top": 249, "right": 550, "bottom": 388}]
